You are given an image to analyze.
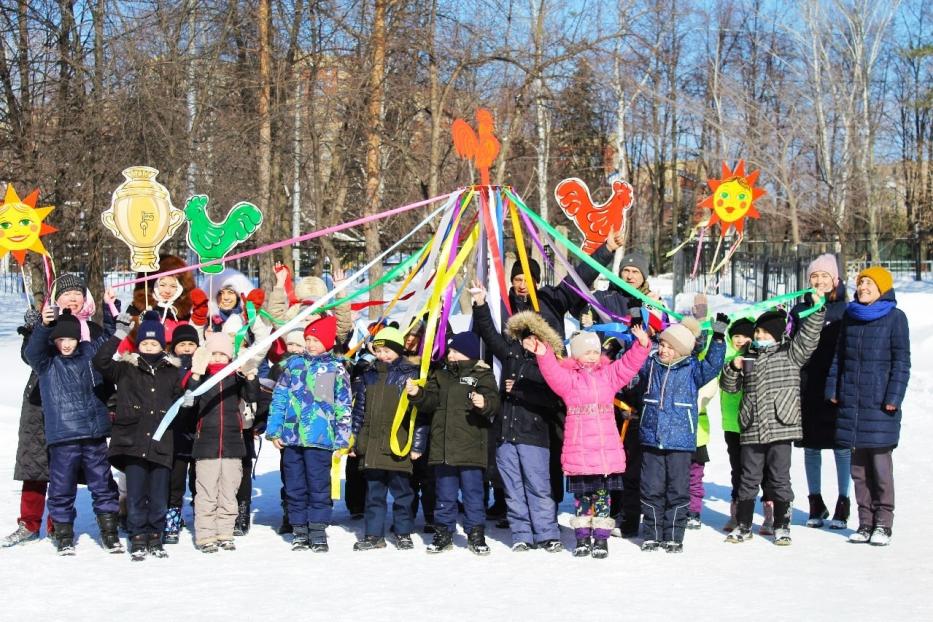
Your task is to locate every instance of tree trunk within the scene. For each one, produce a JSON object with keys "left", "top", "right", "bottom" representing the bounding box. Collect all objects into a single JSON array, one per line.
[{"left": 257, "top": 0, "right": 274, "bottom": 286}]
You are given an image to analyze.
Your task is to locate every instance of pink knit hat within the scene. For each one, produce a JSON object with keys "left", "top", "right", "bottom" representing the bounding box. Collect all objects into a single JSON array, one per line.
[
  {"left": 205, "top": 332, "right": 234, "bottom": 360},
  {"left": 807, "top": 253, "right": 839, "bottom": 283}
]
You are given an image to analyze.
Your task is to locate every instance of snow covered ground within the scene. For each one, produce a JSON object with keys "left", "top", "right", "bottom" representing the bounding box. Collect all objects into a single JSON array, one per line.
[{"left": 1, "top": 279, "right": 932, "bottom": 621}]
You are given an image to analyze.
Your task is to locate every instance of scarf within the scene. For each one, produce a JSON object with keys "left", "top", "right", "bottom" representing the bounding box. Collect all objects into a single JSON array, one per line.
[
  {"left": 75, "top": 292, "right": 96, "bottom": 342},
  {"left": 846, "top": 299, "right": 895, "bottom": 322}
]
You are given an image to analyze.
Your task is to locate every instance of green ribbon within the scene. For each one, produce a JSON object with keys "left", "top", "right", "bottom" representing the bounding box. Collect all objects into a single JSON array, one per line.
[{"left": 506, "top": 189, "right": 683, "bottom": 321}]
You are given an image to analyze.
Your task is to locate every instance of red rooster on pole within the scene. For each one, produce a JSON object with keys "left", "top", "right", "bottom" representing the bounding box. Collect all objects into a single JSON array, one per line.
[{"left": 451, "top": 108, "right": 500, "bottom": 186}]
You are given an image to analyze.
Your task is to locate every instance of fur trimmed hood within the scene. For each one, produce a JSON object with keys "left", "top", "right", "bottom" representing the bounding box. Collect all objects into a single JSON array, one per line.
[
  {"left": 506, "top": 311, "right": 565, "bottom": 356},
  {"left": 119, "top": 352, "right": 182, "bottom": 369}
]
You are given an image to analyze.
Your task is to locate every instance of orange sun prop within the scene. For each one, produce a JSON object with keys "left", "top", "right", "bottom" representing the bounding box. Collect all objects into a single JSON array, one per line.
[
  {"left": 699, "top": 160, "right": 765, "bottom": 236},
  {"left": 0, "top": 184, "right": 56, "bottom": 265}
]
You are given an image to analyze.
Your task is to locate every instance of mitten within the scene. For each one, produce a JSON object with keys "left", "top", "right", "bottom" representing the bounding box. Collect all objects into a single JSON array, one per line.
[
  {"left": 245, "top": 288, "right": 265, "bottom": 311},
  {"left": 191, "top": 346, "right": 210, "bottom": 375},
  {"left": 114, "top": 312, "right": 134, "bottom": 339},
  {"left": 182, "top": 390, "right": 195, "bottom": 408},
  {"left": 22, "top": 308, "right": 41, "bottom": 331},
  {"left": 711, "top": 312, "right": 729, "bottom": 341},
  {"left": 190, "top": 288, "right": 209, "bottom": 326}
]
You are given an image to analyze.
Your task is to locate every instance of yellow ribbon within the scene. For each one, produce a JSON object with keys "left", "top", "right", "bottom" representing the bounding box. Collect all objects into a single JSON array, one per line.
[
  {"left": 508, "top": 197, "right": 539, "bottom": 312},
  {"left": 331, "top": 434, "right": 355, "bottom": 500}
]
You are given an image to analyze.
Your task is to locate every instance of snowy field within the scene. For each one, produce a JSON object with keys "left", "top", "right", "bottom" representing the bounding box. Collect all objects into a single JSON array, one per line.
[{"left": 0, "top": 279, "right": 932, "bottom": 621}]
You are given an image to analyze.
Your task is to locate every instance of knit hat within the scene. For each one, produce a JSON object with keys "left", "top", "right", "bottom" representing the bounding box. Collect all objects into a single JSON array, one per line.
[
  {"left": 659, "top": 323, "right": 696, "bottom": 357},
  {"left": 50, "top": 309, "right": 81, "bottom": 342},
  {"left": 510, "top": 258, "right": 541, "bottom": 284},
  {"left": 134, "top": 310, "right": 166, "bottom": 348},
  {"left": 857, "top": 266, "right": 893, "bottom": 295},
  {"left": 619, "top": 253, "right": 649, "bottom": 282},
  {"left": 52, "top": 273, "right": 86, "bottom": 300},
  {"left": 680, "top": 316, "right": 702, "bottom": 338},
  {"left": 754, "top": 310, "right": 787, "bottom": 341},
  {"left": 205, "top": 331, "right": 234, "bottom": 360},
  {"left": 284, "top": 328, "right": 305, "bottom": 347},
  {"left": 304, "top": 315, "right": 338, "bottom": 351},
  {"left": 728, "top": 318, "right": 755, "bottom": 340},
  {"left": 447, "top": 331, "right": 481, "bottom": 360},
  {"left": 807, "top": 253, "right": 840, "bottom": 283},
  {"left": 170, "top": 323, "right": 200, "bottom": 351},
  {"left": 570, "top": 331, "right": 601, "bottom": 358},
  {"left": 372, "top": 326, "right": 405, "bottom": 357}
]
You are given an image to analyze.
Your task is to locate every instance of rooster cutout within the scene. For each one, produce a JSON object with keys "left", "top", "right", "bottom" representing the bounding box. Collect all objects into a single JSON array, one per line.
[
  {"left": 184, "top": 195, "right": 264, "bottom": 274},
  {"left": 554, "top": 178, "right": 634, "bottom": 254},
  {"left": 452, "top": 108, "right": 500, "bottom": 186},
  {"left": 699, "top": 160, "right": 764, "bottom": 236}
]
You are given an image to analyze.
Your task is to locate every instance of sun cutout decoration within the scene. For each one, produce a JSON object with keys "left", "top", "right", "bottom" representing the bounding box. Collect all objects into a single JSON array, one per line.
[
  {"left": 0, "top": 184, "right": 57, "bottom": 265},
  {"left": 699, "top": 160, "right": 765, "bottom": 236}
]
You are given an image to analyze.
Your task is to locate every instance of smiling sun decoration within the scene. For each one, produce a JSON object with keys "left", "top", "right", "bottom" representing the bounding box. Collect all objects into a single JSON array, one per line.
[
  {"left": 699, "top": 160, "right": 765, "bottom": 236},
  {"left": 0, "top": 184, "right": 56, "bottom": 265}
]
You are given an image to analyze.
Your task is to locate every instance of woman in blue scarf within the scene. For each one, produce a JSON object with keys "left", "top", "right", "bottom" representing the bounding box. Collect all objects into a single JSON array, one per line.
[{"left": 826, "top": 266, "right": 910, "bottom": 546}]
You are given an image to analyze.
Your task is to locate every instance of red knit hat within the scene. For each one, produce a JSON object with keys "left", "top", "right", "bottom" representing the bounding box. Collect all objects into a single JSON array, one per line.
[{"left": 304, "top": 315, "right": 338, "bottom": 351}]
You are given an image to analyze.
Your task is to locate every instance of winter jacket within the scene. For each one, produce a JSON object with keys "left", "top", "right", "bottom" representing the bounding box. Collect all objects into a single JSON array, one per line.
[
  {"left": 267, "top": 352, "right": 352, "bottom": 450},
  {"left": 351, "top": 357, "right": 419, "bottom": 473},
  {"left": 790, "top": 282, "right": 848, "bottom": 449},
  {"left": 721, "top": 306, "right": 825, "bottom": 445},
  {"left": 188, "top": 368, "right": 258, "bottom": 460},
  {"left": 719, "top": 350, "right": 744, "bottom": 434},
  {"left": 826, "top": 289, "right": 910, "bottom": 449},
  {"left": 636, "top": 340, "right": 726, "bottom": 452},
  {"left": 93, "top": 336, "right": 183, "bottom": 470},
  {"left": 473, "top": 303, "right": 564, "bottom": 448},
  {"left": 170, "top": 354, "right": 197, "bottom": 459},
  {"left": 410, "top": 360, "right": 500, "bottom": 469},
  {"left": 536, "top": 341, "right": 649, "bottom": 476},
  {"left": 25, "top": 323, "right": 112, "bottom": 447}
]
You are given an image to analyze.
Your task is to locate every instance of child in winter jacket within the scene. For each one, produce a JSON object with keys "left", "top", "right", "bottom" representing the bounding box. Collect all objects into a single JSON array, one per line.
[
  {"left": 407, "top": 332, "right": 500, "bottom": 555},
  {"left": 186, "top": 331, "right": 258, "bottom": 553},
  {"left": 826, "top": 267, "right": 910, "bottom": 546},
  {"left": 636, "top": 318, "right": 726, "bottom": 553},
  {"left": 349, "top": 327, "right": 419, "bottom": 551},
  {"left": 94, "top": 310, "right": 183, "bottom": 560},
  {"left": 267, "top": 316, "right": 351, "bottom": 552},
  {"left": 720, "top": 299, "right": 826, "bottom": 545},
  {"left": 25, "top": 300, "right": 120, "bottom": 556},
  {"left": 163, "top": 323, "right": 200, "bottom": 544},
  {"left": 720, "top": 317, "right": 753, "bottom": 531},
  {"left": 526, "top": 323, "right": 650, "bottom": 559}
]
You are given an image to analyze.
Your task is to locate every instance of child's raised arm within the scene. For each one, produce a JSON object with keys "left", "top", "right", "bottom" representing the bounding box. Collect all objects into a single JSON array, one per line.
[
  {"left": 533, "top": 340, "right": 573, "bottom": 399},
  {"left": 788, "top": 304, "right": 826, "bottom": 368}
]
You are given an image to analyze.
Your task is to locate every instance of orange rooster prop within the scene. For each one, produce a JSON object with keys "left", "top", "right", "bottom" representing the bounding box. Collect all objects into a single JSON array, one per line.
[
  {"left": 554, "top": 178, "right": 634, "bottom": 254},
  {"left": 451, "top": 108, "right": 500, "bottom": 186}
]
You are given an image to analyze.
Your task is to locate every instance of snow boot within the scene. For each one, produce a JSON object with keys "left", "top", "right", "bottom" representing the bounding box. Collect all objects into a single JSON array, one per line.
[
  {"left": 725, "top": 525, "right": 753, "bottom": 543},
  {"left": 591, "top": 519, "right": 612, "bottom": 559},
  {"left": 541, "top": 539, "right": 563, "bottom": 553},
  {"left": 394, "top": 534, "right": 414, "bottom": 550},
  {"left": 722, "top": 501, "right": 738, "bottom": 532},
  {"left": 759, "top": 500, "right": 775, "bottom": 536},
  {"left": 664, "top": 541, "right": 684, "bottom": 554},
  {"left": 829, "top": 496, "right": 850, "bottom": 530},
  {"left": 591, "top": 538, "right": 609, "bottom": 559},
  {"left": 426, "top": 526, "right": 453, "bottom": 553},
  {"left": 291, "top": 525, "right": 309, "bottom": 551},
  {"left": 163, "top": 506, "right": 182, "bottom": 544},
  {"left": 129, "top": 534, "right": 148, "bottom": 561},
  {"left": 848, "top": 525, "right": 872, "bottom": 543},
  {"left": 278, "top": 500, "right": 293, "bottom": 535},
  {"left": 217, "top": 539, "right": 236, "bottom": 551},
  {"left": 97, "top": 512, "right": 124, "bottom": 554},
  {"left": 1, "top": 521, "right": 39, "bottom": 547},
  {"left": 573, "top": 527, "right": 592, "bottom": 557},
  {"left": 640, "top": 539, "right": 661, "bottom": 552},
  {"left": 53, "top": 522, "right": 75, "bottom": 556},
  {"left": 870, "top": 526, "right": 892, "bottom": 546},
  {"left": 467, "top": 525, "right": 490, "bottom": 556},
  {"left": 233, "top": 501, "right": 250, "bottom": 536},
  {"left": 686, "top": 511, "right": 702, "bottom": 530},
  {"left": 806, "top": 494, "right": 829, "bottom": 528},
  {"left": 199, "top": 541, "right": 219, "bottom": 554},
  {"left": 353, "top": 535, "right": 387, "bottom": 551},
  {"left": 772, "top": 500, "right": 792, "bottom": 545},
  {"left": 619, "top": 514, "right": 640, "bottom": 539},
  {"left": 148, "top": 532, "right": 168, "bottom": 558},
  {"left": 511, "top": 542, "right": 533, "bottom": 552},
  {"left": 308, "top": 523, "right": 329, "bottom": 553},
  {"left": 726, "top": 499, "right": 755, "bottom": 543}
]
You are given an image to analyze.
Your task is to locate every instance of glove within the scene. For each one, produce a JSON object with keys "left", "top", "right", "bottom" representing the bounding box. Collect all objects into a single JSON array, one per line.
[
  {"left": 191, "top": 346, "right": 210, "bottom": 376},
  {"left": 182, "top": 391, "right": 195, "bottom": 408},
  {"left": 22, "top": 308, "right": 41, "bottom": 331},
  {"left": 114, "top": 312, "right": 134, "bottom": 339},
  {"left": 711, "top": 312, "right": 729, "bottom": 341},
  {"left": 190, "top": 288, "right": 209, "bottom": 326},
  {"left": 245, "top": 288, "right": 265, "bottom": 311}
]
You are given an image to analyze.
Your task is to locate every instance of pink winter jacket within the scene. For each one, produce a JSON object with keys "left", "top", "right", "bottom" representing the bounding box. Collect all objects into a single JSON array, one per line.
[{"left": 536, "top": 342, "right": 649, "bottom": 477}]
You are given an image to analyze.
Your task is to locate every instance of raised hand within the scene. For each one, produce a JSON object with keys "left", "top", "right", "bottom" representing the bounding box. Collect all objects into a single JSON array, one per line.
[
  {"left": 114, "top": 312, "right": 134, "bottom": 339},
  {"left": 630, "top": 324, "right": 649, "bottom": 348},
  {"left": 469, "top": 279, "right": 487, "bottom": 305},
  {"left": 191, "top": 346, "right": 210, "bottom": 376}
]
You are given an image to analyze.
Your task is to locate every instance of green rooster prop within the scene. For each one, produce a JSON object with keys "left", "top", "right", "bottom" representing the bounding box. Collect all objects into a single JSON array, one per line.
[{"left": 184, "top": 195, "right": 264, "bottom": 274}]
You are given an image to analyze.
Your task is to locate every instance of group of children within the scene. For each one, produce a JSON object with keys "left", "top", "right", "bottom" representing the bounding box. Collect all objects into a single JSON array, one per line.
[{"left": 8, "top": 247, "right": 911, "bottom": 560}]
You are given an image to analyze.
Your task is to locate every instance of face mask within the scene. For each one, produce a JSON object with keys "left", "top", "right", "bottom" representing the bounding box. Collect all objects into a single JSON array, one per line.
[{"left": 752, "top": 339, "right": 775, "bottom": 349}]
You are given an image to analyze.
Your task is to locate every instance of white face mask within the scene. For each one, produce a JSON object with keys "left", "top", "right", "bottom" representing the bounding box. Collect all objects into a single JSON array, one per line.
[{"left": 753, "top": 339, "right": 775, "bottom": 349}]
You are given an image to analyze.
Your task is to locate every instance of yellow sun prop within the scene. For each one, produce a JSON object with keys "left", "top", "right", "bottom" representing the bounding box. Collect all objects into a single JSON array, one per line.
[
  {"left": 0, "top": 184, "right": 57, "bottom": 265},
  {"left": 699, "top": 160, "right": 765, "bottom": 236}
]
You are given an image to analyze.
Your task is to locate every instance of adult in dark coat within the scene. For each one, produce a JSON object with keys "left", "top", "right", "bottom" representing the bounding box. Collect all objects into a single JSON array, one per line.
[
  {"left": 3, "top": 274, "right": 106, "bottom": 547},
  {"left": 790, "top": 254, "right": 851, "bottom": 528},
  {"left": 826, "top": 267, "right": 910, "bottom": 544}
]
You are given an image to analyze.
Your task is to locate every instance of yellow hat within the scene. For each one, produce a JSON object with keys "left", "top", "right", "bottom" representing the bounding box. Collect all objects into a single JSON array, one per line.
[{"left": 857, "top": 266, "right": 893, "bottom": 295}]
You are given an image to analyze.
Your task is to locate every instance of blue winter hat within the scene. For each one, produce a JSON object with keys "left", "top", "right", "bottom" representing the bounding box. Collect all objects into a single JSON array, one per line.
[
  {"left": 447, "top": 331, "right": 481, "bottom": 360},
  {"left": 137, "top": 310, "right": 166, "bottom": 349}
]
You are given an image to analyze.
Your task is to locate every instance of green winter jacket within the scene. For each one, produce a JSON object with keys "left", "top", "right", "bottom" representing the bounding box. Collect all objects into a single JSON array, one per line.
[
  {"left": 719, "top": 351, "right": 743, "bottom": 434},
  {"left": 410, "top": 359, "right": 500, "bottom": 469}
]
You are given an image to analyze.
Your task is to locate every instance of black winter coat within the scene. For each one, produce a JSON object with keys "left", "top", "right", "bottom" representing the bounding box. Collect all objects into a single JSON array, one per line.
[
  {"left": 94, "top": 336, "right": 183, "bottom": 470},
  {"left": 188, "top": 370, "right": 258, "bottom": 460},
  {"left": 410, "top": 360, "right": 500, "bottom": 469},
  {"left": 351, "top": 357, "right": 419, "bottom": 473},
  {"left": 790, "top": 282, "right": 847, "bottom": 449},
  {"left": 472, "top": 301, "right": 563, "bottom": 448}
]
